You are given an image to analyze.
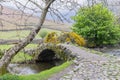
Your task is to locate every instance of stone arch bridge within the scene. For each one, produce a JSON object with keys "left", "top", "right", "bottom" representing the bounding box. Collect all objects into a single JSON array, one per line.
[{"left": 24, "top": 43, "right": 107, "bottom": 62}]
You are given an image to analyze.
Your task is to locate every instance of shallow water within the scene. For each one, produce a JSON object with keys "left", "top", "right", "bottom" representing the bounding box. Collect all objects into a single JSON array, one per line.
[
  {"left": 8, "top": 60, "right": 63, "bottom": 75},
  {"left": 102, "top": 48, "right": 120, "bottom": 56}
]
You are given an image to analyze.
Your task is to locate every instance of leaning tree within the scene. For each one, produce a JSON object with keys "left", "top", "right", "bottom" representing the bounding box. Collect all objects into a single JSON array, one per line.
[{"left": 0, "top": 0, "right": 56, "bottom": 75}]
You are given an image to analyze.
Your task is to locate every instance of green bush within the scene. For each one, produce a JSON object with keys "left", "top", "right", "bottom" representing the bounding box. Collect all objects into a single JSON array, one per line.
[
  {"left": 0, "top": 74, "right": 20, "bottom": 80},
  {"left": 39, "top": 29, "right": 48, "bottom": 38},
  {"left": 72, "top": 4, "right": 120, "bottom": 47}
]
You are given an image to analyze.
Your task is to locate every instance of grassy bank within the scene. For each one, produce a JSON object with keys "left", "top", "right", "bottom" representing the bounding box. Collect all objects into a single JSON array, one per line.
[{"left": 0, "top": 61, "right": 72, "bottom": 80}]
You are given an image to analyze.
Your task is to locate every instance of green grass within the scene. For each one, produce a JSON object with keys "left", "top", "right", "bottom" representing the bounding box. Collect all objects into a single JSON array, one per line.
[
  {"left": 0, "top": 30, "right": 30, "bottom": 39},
  {"left": 26, "top": 44, "right": 38, "bottom": 48},
  {"left": 0, "top": 44, "right": 37, "bottom": 62},
  {"left": 0, "top": 44, "right": 38, "bottom": 50},
  {"left": 0, "top": 28, "right": 60, "bottom": 39},
  {"left": 39, "top": 28, "right": 60, "bottom": 33},
  {"left": 0, "top": 45, "right": 13, "bottom": 50},
  {"left": 11, "top": 52, "right": 33, "bottom": 62},
  {"left": 0, "top": 61, "right": 72, "bottom": 80}
]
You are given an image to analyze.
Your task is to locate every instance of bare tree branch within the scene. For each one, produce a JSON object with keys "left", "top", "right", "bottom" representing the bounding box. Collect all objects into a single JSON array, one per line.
[{"left": 29, "top": 0, "right": 43, "bottom": 10}]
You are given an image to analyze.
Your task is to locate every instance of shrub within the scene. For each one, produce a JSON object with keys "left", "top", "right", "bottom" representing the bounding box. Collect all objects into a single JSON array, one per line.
[
  {"left": 39, "top": 29, "right": 48, "bottom": 38},
  {"left": 44, "top": 32, "right": 85, "bottom": 46},
  {"left": 72, "top": 4, "right": 120, "bottom": 47},
  {"left": 44, "top": 32, "right": 59, "bottom": 44}
]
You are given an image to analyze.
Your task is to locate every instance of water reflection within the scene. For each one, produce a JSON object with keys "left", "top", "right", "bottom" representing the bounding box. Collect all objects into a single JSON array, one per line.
[{"left": 8, "top": 60, "right": 64, "bottom": 75}]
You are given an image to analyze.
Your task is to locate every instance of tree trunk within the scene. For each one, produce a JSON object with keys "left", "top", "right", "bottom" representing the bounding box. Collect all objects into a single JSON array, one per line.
[{"left": 0, "top": 0, "right": 55, "bottom": 75}]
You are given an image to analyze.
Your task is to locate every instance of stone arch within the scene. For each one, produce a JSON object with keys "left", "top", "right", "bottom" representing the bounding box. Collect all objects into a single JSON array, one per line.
[
  {"left": 37, "top": 49, "right": 56, "bottom": 62},
  {"left": 33, "top": 43, "right": 76, "bottom": 62}
]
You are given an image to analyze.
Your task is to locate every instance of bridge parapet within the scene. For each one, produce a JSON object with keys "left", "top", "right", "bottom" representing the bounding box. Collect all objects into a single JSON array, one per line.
[{"left": 33, "top": 43, "right": 76, "bottom": 62}]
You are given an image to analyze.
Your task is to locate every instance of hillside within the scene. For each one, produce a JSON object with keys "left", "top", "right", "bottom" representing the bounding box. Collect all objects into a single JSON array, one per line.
[{"left": 0, "top": 6, "right": 71, "bottom": 31}]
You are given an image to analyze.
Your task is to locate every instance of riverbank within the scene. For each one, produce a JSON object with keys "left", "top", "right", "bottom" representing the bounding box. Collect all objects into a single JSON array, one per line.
[{"left": 91, "top": 44, "right": 120, "bottom": 57}]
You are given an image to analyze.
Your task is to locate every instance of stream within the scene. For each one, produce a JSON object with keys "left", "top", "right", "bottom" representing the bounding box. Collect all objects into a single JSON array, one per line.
[
  {"left": 8, "top": 60, "right": 64, "bottom": 75},
  {"left": 93, "top": 46, "right": 120, "bottom": 57},
  {"left": 102, "top": 48, "right": 120, "bottom": 57}
]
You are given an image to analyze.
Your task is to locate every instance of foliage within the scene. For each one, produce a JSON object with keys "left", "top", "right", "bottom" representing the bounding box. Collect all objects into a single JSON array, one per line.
[
  {"left": 72, "top": 4, "right": 120, "bottom": 47},
  {"left": 44, "top": 32, "right": 85, "bottom": 46},
  {"left": 44, "top": 32, "right": 59, "bottom": 43},
  {"left": 11, "top": 52, "right": 33, "bottom": 62},
  {"left": 0, "top": 74, "right": 20, "bottom": 80},
  {"left": 39, "top": 29, "right": 48, "bottom": 38}
]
